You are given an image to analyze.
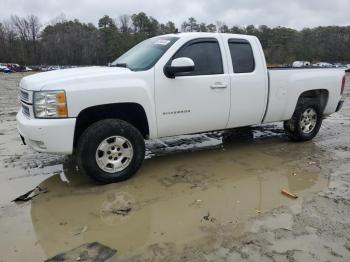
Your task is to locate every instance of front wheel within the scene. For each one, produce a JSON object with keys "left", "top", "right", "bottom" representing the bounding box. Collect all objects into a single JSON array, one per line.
[
  {"left": 76, "top": 119, "right": 145, "bottom": 183},
  {"left": 284, "top": 101, "right": 323, "bottom": 142}
]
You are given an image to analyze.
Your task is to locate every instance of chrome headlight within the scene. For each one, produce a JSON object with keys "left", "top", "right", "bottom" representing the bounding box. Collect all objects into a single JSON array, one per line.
[{"left": 33, "top": 91, "right": 68, "bottom": 118}]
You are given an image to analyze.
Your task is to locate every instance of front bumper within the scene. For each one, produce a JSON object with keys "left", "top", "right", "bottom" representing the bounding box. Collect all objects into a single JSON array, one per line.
[{"left": 16, "top": 110, "right": 76, "bottom": 154}]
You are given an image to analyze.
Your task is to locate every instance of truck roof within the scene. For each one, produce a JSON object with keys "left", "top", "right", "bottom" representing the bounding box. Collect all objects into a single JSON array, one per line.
[{"left": 162, "top": 32, "right": 257, "bottom": 40}]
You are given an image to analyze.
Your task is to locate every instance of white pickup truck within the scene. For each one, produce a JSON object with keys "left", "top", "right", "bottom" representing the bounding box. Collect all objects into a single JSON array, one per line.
[{"left": 17, "top": 33, "right": 346, "bottom": 183}]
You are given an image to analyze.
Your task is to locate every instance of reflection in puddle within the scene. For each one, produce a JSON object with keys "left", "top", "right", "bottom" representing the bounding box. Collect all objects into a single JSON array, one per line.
[{"left": 29, "top": 128, "right": 329, "bottom": 259}]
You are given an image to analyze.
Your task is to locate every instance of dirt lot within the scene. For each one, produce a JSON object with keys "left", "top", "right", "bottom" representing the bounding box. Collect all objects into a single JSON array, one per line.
[{"left": 0, "top": 72, "right": 350, "bottom": 262}]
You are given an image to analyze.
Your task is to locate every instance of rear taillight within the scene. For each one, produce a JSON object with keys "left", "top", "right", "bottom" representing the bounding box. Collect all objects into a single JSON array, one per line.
[{"left": 341, "top": 75, "right": 346, "bottom": 95}]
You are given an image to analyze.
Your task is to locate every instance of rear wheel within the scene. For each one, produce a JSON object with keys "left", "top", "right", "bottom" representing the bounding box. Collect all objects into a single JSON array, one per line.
[
  {"left": 284, "top": 101, "right": 323, "bottom": 141},
  {"left": 76, "top": 119, "right": 145, "bottom": 183}
]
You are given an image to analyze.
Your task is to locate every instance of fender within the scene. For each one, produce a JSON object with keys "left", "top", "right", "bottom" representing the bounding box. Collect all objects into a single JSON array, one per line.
[{"left": 39, "top": 68, "right": 158, "bottom": 139}]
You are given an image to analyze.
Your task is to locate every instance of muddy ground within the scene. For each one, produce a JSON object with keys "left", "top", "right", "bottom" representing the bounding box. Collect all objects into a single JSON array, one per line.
[{"left": 0, "top": 72, "right": 349, "bottom": 262}]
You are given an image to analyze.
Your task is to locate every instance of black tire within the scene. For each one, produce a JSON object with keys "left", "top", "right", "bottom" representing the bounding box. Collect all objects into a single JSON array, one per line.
[
  {"left": 284, "top": 100, "right": 323, "bottom": 142},
  {"left": 76, "top": 119, "right": 145, "bottom": 183}
]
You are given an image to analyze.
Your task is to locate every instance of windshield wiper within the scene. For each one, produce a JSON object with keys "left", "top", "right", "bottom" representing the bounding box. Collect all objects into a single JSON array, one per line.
[{"left": 113, "top": 63, "right": 128, "bottom": 68}]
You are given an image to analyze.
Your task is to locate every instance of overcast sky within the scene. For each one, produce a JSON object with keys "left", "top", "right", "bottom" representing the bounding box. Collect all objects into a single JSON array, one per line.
[{"left": 1, "top": 0, "right": 350, "bottom": 29}]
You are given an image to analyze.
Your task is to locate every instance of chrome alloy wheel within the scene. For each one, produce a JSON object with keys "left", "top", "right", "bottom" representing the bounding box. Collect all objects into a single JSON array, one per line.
[
  {"left": 95, "top": 136, "right": 134, "bottom": 173},
  {"left": 299, "top": 108, "right": 317, "bottom": 134}
]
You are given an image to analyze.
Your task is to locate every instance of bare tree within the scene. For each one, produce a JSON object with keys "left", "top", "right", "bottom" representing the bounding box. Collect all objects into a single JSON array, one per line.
[
  {"left": 27, "top": 15, "right": 41, "bottom": 63},
  {"left": 8, "top": 15, "right": 41, "bottom": 64},
  {"left": 27, "top": 15, "right": 40, "bottom": 41},
  {"left": 11, "top": 15, "right": 30, "bottom": 41},
  {"left": 216, "top": 21, "right": 230, "bottom": 33},
  {"left": 50, "top": 13, "right": 67, "bottom": 25},
  {"left": 119, "top": 14, "right": 131, "bottom": 33}
]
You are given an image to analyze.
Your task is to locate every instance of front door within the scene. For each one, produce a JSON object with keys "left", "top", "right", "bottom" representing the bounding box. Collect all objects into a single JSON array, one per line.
[{"left": 154, "top": 38, "right": 230, "bottom": 137}]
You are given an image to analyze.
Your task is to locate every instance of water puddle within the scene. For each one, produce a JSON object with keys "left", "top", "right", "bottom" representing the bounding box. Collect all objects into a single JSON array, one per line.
[{"left": 24, "top": 132, "right": 328, "bottom": 260}]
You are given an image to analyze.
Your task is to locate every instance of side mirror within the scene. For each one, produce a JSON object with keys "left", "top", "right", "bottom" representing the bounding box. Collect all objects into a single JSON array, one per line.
[{"left": 164, "top": 57, "right": 195, "bottom": 78}]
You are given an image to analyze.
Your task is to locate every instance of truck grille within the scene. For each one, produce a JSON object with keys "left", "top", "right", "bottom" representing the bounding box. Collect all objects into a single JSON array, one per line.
[
  {"left": 20, "top": 89, "right": 30, "bottom": 103},
  {"left": 22, "top": 104, "right": 30, "bottom": 117}
]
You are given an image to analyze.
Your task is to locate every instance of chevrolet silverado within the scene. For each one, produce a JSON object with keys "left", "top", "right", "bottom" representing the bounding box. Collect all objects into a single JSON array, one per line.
[{"left": 17, "top": 33, "right": 346, "bottom": 183}]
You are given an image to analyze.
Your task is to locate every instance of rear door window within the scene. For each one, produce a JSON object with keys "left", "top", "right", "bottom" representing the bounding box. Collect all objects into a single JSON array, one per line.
[{"left": 228, "top": 39, "right": 255, "bottom": 73}]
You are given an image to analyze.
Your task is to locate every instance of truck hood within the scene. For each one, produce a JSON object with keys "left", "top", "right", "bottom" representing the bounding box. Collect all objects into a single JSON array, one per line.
[{"left": 20, "top": 66, "right": 134, "bottom": 91}]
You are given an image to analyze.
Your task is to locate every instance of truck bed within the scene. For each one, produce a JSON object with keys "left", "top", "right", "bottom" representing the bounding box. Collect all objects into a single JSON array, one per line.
[{"left": 263, "top": 68, "right": 344, "bottom": 123}]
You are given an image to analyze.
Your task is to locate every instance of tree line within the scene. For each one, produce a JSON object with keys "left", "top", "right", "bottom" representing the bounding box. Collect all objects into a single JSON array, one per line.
[{"left": 1, "top": 13, "right": 350, "bottom": 66}]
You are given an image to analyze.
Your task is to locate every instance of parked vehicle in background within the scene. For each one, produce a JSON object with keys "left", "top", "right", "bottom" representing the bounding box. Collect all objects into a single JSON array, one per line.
[
  {"left": 17, "top": 33, "right": 346, "bottom": 183},
  {"left": 0, "top": 65, "right": 9, "bottom": 72},
  {"left": 39, "top": 66, "right": 48, "bottom": 71},
  {"left": 333, "top": 63, "right": 344, "bottom": 68},
  {"left": 47, "top": 65, "right": 61, "bottom": 71},
  {"left": 0, "top": 63, "right": 34, "bottom": 73},
  {"left": 292, "top": 61, "right": 311, "bottom": 67},
  {"left": 313, "top": 62, "right": 333, "bottom": 68}
]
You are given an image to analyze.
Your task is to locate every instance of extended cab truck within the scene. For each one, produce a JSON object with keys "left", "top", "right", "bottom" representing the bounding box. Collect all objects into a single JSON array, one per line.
[{"left": 17, "top": 33, "right": 346, "bottom": 183}]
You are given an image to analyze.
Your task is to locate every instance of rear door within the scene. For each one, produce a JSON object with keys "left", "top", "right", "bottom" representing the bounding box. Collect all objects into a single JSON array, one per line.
[
  {"left": 154, "top": 37, "right": 230, "bottom": 137},
  {"left": 222, "top": 36, "right": 268, "bottom": 128}
]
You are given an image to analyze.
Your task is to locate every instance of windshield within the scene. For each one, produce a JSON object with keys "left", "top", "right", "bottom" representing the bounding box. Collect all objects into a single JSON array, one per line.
[{"left": 111, "top": 36, "right": 179, "bottom": 71}]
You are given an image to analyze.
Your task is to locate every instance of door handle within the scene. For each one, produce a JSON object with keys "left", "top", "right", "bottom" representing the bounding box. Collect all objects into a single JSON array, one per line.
[{"left": 210, "top": 83, "right": 227, "bottom": 89}]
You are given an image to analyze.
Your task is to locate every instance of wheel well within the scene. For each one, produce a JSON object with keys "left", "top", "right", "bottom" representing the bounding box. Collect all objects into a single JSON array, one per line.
[
  {"left": 297, "top": 89, "right": 329, "bottom": 111},
  {"left": 74, "top": 103, "right": 149, "bottom": 148}
]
